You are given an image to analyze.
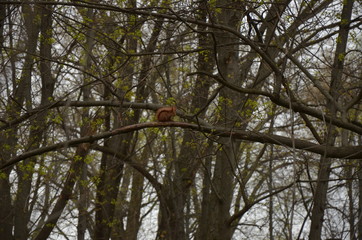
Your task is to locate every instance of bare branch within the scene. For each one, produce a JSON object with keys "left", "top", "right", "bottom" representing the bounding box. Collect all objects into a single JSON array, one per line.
[{"left": 1, "top": 122, "right": 361, "bottom": 171}]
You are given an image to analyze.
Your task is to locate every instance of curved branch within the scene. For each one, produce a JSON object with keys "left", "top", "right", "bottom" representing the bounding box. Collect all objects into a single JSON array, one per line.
[
  {"left": 0, "top": 100, "right": 212, "bottom": 131},
  {"left": 1, "top": 122, "right": 361, "bottom": 171}
]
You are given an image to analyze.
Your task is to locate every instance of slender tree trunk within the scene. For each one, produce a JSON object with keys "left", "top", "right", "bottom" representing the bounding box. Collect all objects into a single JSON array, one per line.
[
  {"left": 346, "top": 165, "right": 356, "bottom": 240},
  {"left": 358, "top": 159, "right": 362, "bottom": 239},
  {"left": 195, "top": 142, "right": 213, "bottom": 240},
  {"left": 309, "top": 1, "right": 354, "bottom": 239},
  {"left": 0, "top": 5, "right": 13, "bottom": 237},
  {"left": 0, "top": 1, "right": 5, "bottom": 46},
  {"left": 76, "top": 6, "right": 95, "bottom": 240},
  {"left": 7, "top": 3, "right": 40, "bottom": 240},
  {"left": 125, "top": 134, "right": 157, "bottom": 240},
  {"left": 77, "top": 162, "right": 88, "bottom": 240},
  {"left": 309, "top": 155, "right": 333, "bottom": 240},
  {"left": 269, "top": 146, "right": 275, "bottom": 240}
]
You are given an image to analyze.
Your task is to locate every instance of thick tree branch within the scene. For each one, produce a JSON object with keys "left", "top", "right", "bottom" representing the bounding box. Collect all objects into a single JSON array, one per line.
[{"left": 1, "top": 122, "right": 361, "bottom": 171}]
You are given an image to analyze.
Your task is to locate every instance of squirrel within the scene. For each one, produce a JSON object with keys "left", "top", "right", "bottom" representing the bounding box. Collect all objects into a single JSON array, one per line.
[{"left": 156, "top": 106, "right": 176, "bottom": 122}]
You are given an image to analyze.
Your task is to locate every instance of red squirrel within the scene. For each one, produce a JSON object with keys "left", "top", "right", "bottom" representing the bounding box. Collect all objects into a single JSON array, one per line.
[{"left": 156, "top": 106, "right": 176, "bottom": 122}]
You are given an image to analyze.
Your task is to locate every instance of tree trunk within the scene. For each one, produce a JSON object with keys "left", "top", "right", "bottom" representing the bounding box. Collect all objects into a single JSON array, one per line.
[
  {"left": 0, "top": 171, "right": 13, "bottom": 239},
  {"left": 155, "top": 1, "right": 215, "bottom": 239},
  {"left": 202, "top": 1, "right": 243, "bottom": 239},
  {"left": 14, "top": 4, "right": 54, "bottom": 239},
  {"left": 358, "top": 159, "right": 362, "bottom": 239},
  {"left": 309, "top": 1, "right": 354, "bottom": 239},
  {"left": 309, "top": 155, "right": 333, "bottom": 240}
]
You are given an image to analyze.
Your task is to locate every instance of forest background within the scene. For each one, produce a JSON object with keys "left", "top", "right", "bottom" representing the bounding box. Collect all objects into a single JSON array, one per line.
[{"left": 0, "top": 0, "right": 362, "bottom": 239}]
